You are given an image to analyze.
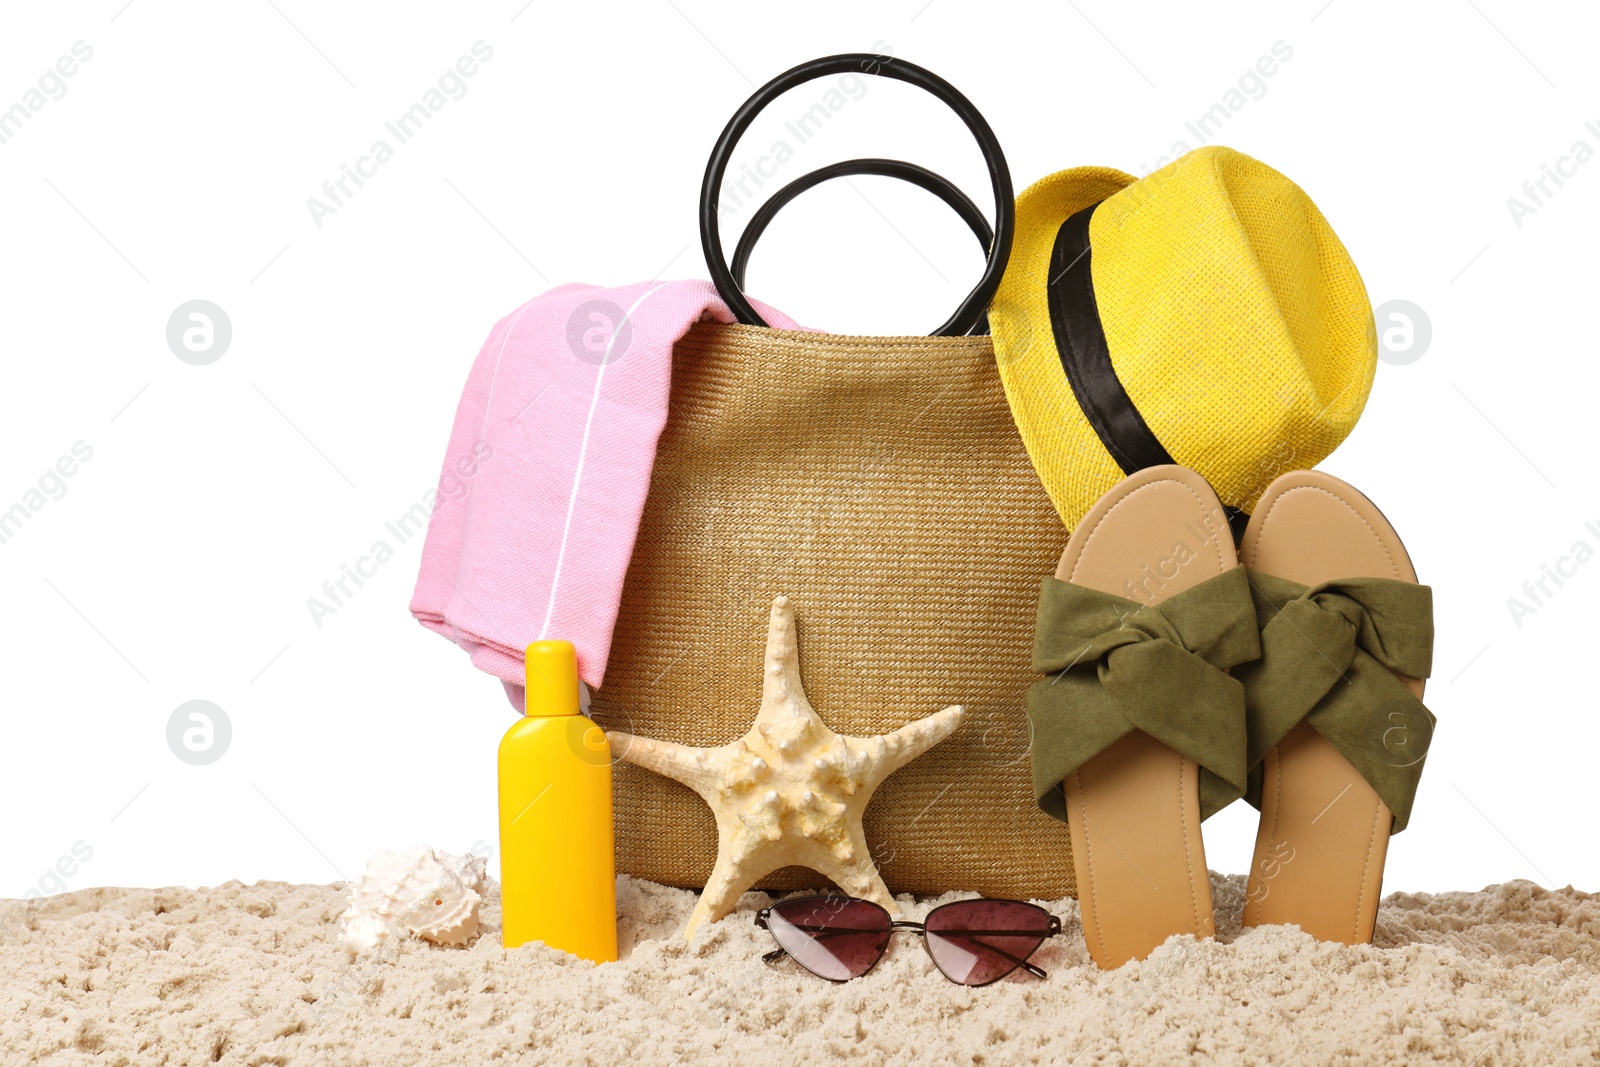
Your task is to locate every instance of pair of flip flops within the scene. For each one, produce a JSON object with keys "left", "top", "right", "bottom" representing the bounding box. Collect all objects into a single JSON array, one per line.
[{"left": 1029, "top": 465, "right": 1435, "bottom": 969}]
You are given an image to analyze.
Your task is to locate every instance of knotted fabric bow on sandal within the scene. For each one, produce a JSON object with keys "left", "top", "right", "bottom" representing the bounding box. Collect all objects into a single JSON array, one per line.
[
  {"left": 1235, "top": 469, "right": 1435, "bottom": 945},
  {"left": 1236, "top": 572, "right": 1434, "bottom": 832},
  {"left": 1029, "top": 566, "right": 1260, "bottom": 824},
  {"left": 1026, "top": 465, "right": 1259, "bottom": 969}
]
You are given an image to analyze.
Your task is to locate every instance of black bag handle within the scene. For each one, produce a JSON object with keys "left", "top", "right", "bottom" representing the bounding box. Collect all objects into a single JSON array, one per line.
[
  {"left": 700, "top": 54, "right": 1014, "bottom": 337},
  {"left": 730, "top": 157, "right": 993, "bottom": 305}
]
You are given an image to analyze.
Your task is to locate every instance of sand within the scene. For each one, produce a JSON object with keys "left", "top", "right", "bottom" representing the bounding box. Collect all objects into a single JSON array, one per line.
[{"left": 2, "top": 873, "right": 1597, "bottom": 1066}]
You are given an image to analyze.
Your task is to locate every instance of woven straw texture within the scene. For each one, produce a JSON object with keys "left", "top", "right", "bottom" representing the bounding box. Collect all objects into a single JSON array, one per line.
[
  {"left": 590, "top": 321, "right": 1078, "bottom": 899},
  {"left": 990, "top": 146, "right": 1376, "bottom": 532}
]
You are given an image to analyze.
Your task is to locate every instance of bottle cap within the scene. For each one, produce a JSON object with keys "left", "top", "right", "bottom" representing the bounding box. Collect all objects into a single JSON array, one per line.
[{"left": 524, "top": 640, "right": 580, "bottom": 717}]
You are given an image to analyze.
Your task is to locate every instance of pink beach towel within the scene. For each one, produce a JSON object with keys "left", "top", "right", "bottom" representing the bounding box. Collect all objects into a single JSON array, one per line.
[{"left": 410, "top": 280, "right": 805, "bottom": 709}]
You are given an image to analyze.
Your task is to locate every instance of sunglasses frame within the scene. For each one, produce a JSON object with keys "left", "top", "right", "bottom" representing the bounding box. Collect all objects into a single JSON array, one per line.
[{"left": 755, "top": 894, "right": 1063, "bottom": 986}]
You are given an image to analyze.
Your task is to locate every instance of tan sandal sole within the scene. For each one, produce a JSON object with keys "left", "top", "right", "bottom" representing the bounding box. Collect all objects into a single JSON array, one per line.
[
  {"left": 1239, "top": 470, "right": 1425, "bottom": 944},
  {"left": 1058, "top": 465, "right": 1236, "bottom": 968}
]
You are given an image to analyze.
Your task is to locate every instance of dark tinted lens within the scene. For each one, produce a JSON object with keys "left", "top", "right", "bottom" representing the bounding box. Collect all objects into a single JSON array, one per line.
[
  {"left": 768, "top": 897, "right": 891, "bottom": 981},
  {"left": 924, "top": 900, "right": 1051, "bottom": 986}
]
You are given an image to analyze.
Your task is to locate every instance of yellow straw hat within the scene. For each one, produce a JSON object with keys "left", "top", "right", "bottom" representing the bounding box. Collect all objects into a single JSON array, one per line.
[{"left": 989, "top": 146, "right": 1376, "bottom": 535}]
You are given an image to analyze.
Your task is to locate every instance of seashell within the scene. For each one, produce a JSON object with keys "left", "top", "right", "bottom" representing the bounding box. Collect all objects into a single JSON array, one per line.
[{"left": 339, "top": 845, "right": 485, "bottom": 955}]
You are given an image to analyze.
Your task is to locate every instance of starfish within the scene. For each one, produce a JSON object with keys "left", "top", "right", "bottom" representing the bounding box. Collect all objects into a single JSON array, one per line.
[{"left": 607, "top": 595, "right": 965, "bottom": 939}]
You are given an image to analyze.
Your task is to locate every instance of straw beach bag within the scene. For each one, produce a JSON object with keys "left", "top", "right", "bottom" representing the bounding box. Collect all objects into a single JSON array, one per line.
[{"left": 588, "top": 55, "right": 1079, "bottom": 898}]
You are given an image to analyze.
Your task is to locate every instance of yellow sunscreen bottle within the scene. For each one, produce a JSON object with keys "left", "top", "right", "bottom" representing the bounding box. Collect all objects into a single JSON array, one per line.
[{"left": 497, "top": 640, "right": 618, "bottom": 961}]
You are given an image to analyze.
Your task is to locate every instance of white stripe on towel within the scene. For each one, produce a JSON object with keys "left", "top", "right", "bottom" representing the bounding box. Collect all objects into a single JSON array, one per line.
[{"left": 537, "top": 282, "right": 670, "bottom": 641}]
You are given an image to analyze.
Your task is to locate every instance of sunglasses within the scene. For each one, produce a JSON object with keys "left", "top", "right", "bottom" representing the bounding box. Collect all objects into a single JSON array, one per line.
[{"left": 755, "top": 895, "right": 1063, "bottom": 986}]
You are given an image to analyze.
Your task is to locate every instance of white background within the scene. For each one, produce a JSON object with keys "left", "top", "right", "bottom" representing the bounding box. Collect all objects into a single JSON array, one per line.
[{"left": 1, "top": 0, "right": 1595, "bottom": 902}]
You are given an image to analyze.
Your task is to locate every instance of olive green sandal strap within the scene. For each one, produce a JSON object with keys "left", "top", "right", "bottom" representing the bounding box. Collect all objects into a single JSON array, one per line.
[
  {"left": 1027, "top": 565, "right": 1261, "bottom": 823},
  {"left": 1236, "top": 571, "right": 1436, "bottom": 832}
]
